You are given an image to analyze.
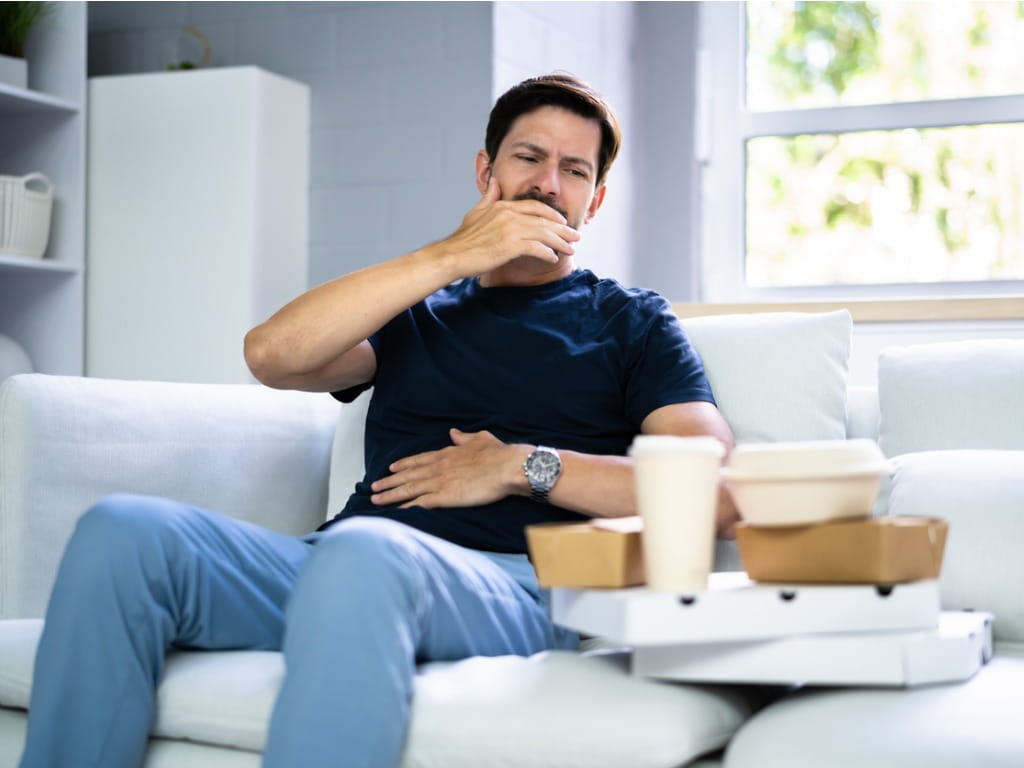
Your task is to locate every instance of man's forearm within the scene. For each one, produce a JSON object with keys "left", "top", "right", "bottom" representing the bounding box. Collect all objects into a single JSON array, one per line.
[
  {"left": 536, "top": 449, "right": 636, "bottom": 518},
  {"left": 533, "top": 449, "right": 739, "bottom": 538},
  {"left": 244, "top": 246, "right": 457, "bottom": 390},
  {"left": 371, "top": 428, "right": 739, "bottom": 538},
  {"left": 245, "top": 183, "right": 579, "bottom": 392}
]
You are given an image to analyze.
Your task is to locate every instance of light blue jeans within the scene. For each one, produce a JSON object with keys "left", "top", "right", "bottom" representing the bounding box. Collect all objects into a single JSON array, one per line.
[{"left": 19, "top": 494, "right": 577, "bottom": 768}]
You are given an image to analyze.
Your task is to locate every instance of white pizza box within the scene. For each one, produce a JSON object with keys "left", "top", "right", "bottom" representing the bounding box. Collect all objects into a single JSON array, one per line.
[
  {"left": 551, "top": 571, "right": 940, "bottom": 645},
  {"left": 629, "top": 611, "right": 993, "bottom": 687}
]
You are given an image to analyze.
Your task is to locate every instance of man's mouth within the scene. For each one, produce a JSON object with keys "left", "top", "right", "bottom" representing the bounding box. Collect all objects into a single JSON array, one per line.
[{"left": 513, "top": 190, "right": 568, "bottom": 222}]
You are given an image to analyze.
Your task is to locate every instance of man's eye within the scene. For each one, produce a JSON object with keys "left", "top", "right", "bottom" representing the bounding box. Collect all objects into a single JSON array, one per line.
[
  {"left": 517, "top": 155, "right": 538, "bottom": 163},
  {"left": 567, "top": 168, "right": 588, "bottom": 179}
]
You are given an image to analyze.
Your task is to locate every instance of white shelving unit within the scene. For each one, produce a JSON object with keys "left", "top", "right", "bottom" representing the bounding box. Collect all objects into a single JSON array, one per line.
[{"left": 0, "top": 2, "right": 87, "bottom": 376}]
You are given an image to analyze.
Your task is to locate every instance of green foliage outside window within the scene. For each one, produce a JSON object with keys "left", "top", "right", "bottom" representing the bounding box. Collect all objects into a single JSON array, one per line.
[{"left": 746, "top": 1, "right": 1024, "bottom": 286}]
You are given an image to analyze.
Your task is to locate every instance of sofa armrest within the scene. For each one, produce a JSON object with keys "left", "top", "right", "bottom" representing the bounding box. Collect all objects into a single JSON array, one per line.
[{"left": 0, "top": 374, "right": 339, "bottom": 619}]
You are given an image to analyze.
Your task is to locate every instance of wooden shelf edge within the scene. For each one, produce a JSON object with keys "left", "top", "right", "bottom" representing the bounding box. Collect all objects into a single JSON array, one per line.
[{"left": 672, "top": 296, "right": 1024, "bottom": 323}]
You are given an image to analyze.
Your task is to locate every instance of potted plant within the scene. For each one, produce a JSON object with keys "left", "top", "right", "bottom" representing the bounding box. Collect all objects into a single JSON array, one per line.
[{"left": 0, "top": 2, "right": 49, "bottom": 90}]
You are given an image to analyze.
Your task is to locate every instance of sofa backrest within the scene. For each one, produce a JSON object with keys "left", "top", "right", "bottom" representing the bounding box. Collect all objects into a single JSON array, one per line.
[
  {"left": 878, "top": 339, "right": 1024, "bottom": 457},
  {"left": 0, "top": 374, "right": 338, "bottom": 619}
]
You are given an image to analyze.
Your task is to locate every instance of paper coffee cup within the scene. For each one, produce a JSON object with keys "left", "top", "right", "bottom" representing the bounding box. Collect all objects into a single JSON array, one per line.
[{"left": 629, "top": 435, "right": 725, "bottom": 593}]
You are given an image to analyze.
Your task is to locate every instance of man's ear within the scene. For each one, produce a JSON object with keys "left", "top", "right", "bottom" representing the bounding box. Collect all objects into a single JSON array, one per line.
[
  {"left": 475, "top": 150, "right": 493, "bottom": 196},
  {"left": 583, "top": 184, "right": 607, "bottom": 225}
]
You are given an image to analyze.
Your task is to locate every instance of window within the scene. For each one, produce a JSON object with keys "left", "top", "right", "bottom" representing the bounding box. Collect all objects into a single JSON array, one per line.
[{"left": 699, "top": 1, "right": 1024, "bottom": 301}]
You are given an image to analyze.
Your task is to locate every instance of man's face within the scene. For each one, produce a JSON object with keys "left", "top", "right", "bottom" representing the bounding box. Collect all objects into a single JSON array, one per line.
[{"left": 477, "top": 105, "right": 605, "bottom": 231}]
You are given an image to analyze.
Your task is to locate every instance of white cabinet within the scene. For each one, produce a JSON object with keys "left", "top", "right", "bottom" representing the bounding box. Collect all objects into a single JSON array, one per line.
[
  {"left": 86, "top": 67, "right": 310, "bottom": 384},
  {"left": 0, "top": 2, "right": 86, "bottom": 376}
]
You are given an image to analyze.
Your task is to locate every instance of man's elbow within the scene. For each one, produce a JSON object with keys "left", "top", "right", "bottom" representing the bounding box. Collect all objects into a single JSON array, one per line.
[{"left": 243, "top": 325, "right": 282, "bottom": 387}]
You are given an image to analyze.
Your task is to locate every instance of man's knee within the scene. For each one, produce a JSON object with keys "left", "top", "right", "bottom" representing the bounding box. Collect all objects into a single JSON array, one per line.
[
  {"left": 299, "top": 517, "right": 425, "bottom": 600},
  {"left": 72, "top": 493, "right": 190, "bottom": 562}
]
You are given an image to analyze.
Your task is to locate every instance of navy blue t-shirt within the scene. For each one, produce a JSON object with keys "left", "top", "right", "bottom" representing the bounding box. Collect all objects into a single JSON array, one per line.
[{"left": 326, "top": 269, "right": 714, "bottom": 553}]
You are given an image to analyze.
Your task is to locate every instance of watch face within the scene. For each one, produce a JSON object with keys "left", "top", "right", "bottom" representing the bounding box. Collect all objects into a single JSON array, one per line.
[{"left": 528, "top": 450, "right": 561, "bottom": 485}]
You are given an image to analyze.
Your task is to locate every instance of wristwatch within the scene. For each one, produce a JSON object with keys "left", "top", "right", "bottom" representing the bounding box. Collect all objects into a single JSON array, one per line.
[{"left": 523, "top": 446, "right": 562, "bottom": 503}]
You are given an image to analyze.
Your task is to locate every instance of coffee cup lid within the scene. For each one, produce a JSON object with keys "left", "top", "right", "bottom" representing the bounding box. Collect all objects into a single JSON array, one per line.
[{"left": 628, "top": 435, "right": 725, "bottom": 458}]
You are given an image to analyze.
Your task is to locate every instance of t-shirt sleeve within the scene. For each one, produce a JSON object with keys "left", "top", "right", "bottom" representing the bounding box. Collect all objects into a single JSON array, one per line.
[
  {"left": 623, "top": 295, "right": 715, "bottom": 427},
  {"left": 330, "top": 333, "right": 381, "bottom": 403}
]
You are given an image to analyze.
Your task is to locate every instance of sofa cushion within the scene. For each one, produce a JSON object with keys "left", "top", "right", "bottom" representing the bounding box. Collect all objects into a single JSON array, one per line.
[
  {"left": 680, "top": 310, "right": 852, "bottom": 444},
  {"left": 0, "top": 620, "right": 39, "bottom": 708},
  {"left": 0, "top": 620, "right": 751, "bottom": 767},
  {"left": 0, "top": 708, "right": 264, "bottom": 768},
  {"left": 326, "top": 388, "right": 371, "bottom": 521},
  {"left": 723, "top": 645, "right": 1024, "bottom": 768},
  {"left": 884, "top": 450, "right": 1024, "bottom": 644},
  {"left": 878, "top": 339, "right": 1024, "bottom": 457}
]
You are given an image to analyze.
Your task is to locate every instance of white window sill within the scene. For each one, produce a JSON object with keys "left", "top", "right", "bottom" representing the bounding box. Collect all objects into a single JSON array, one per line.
[{"left": 674, "top": 296, "right": 1024, "bottom": 324}]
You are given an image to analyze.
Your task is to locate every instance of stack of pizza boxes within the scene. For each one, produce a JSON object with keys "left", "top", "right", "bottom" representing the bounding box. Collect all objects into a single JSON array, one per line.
[{"left": 528, "top": 440, "right": 990, "bottom": 688}]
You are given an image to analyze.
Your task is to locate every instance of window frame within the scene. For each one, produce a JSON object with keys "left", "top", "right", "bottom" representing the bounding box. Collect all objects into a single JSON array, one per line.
[{"left": 697, "top": 1, "right": 1024, "bottom": 307}]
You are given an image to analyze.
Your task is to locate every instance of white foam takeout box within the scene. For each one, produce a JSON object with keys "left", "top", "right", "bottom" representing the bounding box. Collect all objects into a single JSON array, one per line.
[
  {"left": 551, "top": 573, "right": 992, "bottom": 687},
  {"left": 551, "top": 571, "right": 940, "bottom": 645}
]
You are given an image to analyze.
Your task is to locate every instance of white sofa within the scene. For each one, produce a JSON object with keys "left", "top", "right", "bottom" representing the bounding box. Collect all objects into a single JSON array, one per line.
[{"left": 1, "top": 310, "right": 1022, "bottom": 767}]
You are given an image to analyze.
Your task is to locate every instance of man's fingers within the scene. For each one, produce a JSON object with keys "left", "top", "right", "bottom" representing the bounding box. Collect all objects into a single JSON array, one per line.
[
  {"left": 520, "top": 242, "right": 561, "bottom": 264},
  {"left": 509, "top": 198, "right": 569, "bottom": 226},
  {"left": 518, "top": 224, "right": 578, "bottom": 261},
  {"left": 485, "top": 175, "right": 502, "bottom": 204},
  {"left": 371, "top": 475, "right": 429, "bottom": 505},
  {"left": 473, "top": 175, "right": 502, "bottom": 210}
]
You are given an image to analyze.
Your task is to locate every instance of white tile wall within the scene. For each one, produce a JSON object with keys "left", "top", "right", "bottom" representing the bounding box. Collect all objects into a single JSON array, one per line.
[{"left": 493, "top": 1, "right": 637, "bottom": 287}]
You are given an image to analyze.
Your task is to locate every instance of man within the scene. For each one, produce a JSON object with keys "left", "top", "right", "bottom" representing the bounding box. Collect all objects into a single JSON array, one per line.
[{"left": 20, "top": 74, "right": 736, "bottom": 768}]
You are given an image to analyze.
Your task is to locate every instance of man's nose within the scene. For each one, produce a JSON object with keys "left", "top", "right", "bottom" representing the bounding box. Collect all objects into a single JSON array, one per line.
[{"left": 530, "top": 161, "right": 561, "bottom": 198}]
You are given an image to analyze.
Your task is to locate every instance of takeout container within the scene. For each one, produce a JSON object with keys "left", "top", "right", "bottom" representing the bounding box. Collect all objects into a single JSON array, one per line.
[
  {"left": 722, "top": 439, "right": 891, "bottom": 526},
  {"left": 526, "top": 517, "right": 644, "bottom": 589},
  {"left": 736, "top": 515, "right": 948, "bottom": 583}
]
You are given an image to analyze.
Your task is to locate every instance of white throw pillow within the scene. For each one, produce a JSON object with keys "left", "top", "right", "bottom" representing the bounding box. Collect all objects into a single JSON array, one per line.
[
  {"left": 885, "top": 449, "right": 1024, "bottom": 644},
  {"left": 680, "top": 310, "right": 853, "bottom": 444},
  {"left": 878, "top": 339, "right": 1024, "bottom": 457}
]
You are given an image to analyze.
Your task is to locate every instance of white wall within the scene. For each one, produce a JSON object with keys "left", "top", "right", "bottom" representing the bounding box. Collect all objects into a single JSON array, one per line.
[
  {"left": 88, "top": 1, "right": 494, "bottom": 291},
  {"left": 632, "top": 1, "right": 702, "bottom": 299},
  {"left": 493, "top": 1, "right": 636, "bottom": 287}
]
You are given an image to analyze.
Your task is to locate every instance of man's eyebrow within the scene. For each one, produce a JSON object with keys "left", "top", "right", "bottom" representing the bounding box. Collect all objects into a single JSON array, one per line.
[{"left": 510, "top": 141, "right": 595, "bottom": 174}]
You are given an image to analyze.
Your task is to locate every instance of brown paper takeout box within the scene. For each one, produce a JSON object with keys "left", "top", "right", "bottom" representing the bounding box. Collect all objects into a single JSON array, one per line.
[
  {"left": 526, "top": 516, "right": 645, "bottom": 589},
  {"left": 735, "top": 515, "right": 948, "bottom": 584}
]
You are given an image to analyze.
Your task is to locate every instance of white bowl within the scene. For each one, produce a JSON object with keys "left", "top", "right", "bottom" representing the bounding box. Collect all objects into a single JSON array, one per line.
[{"left": 722, "top": 440, "right": 892, "bottom": 526}]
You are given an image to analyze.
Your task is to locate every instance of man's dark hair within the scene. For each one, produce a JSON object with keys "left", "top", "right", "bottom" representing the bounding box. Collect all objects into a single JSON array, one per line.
[{"left": 484, "top": 73, "right": 622, "bottom": 187}]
